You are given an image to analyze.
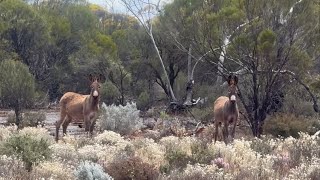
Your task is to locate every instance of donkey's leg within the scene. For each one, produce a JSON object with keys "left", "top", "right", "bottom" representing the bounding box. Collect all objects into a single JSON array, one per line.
[
  {"left": 56, "top": 110, "right": 67, "bottom": 142},
  {"left": 89, "top": 119, "right": 96, "bottom": 136},
  {"left": 222, "top": 122, "right": 229, "bottom": 144},
  {"left": 84, "top": 116, "right": 90, "bottom": 132},
  {"left": 62, "top": 115, "right": 71, "bottom": 136},
  {"left": 214, "top": 121, "right": 219, "bottom": 143},
  {"left": 231, "top": 119, "right": 237, "bottom": 141}
]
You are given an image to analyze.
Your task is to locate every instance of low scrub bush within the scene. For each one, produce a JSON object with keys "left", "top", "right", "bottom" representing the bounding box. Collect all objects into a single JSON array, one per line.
[
  {"left": 97, "top": 103, "right": 143, "bottom": 135},
  {"left": 50, "top": 143, "right": 79, "bottom": 166},
  {"left": 264, "top": 113, "right": 319, "bottom": 138},
  {"left": 32, "top": 161, "right": 75, "bottom": 180},
  {"left": 6, "top": 111, "right": 46, "bottom": 127},
  {"left": 137, "top": 91, "right": 150, "bottom": 111},
  {"left": 161, "top": 139, "right": 216, "bottom": 173},
  {"left": 250, "top": 136, "right": 277, "bottom": 156},
  {"left": 105, "top": 155, "right": 159, "bottom": 180},
  {"left": 162, "top": 147, "right": 191, "bottom": 173},
  {"left": 0, "top": 128, "right": 52, "bottom": 171},
  {"left": 190, "top": 141, "right": 216, "bottom": 165},
  {"left": 132, "top": 138, "right": 166, "bottom": 168},
  {"left": 0, "top": 155, "right": 29, "bottom": 179},
  {"left": 0, "top": 125, "right": 16, "bottom": 141},
  {"left": 74, "top": 161, "right": 113, "bottom": 180},
  {"left": 160, "top": 164, "right": 221, "bottom": 180},
  {"left": 190, "top": 107, "right": 213, "bottom": 124}
]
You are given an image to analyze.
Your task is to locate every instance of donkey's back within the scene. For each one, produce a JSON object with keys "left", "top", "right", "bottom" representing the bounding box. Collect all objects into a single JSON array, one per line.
[
  {"left": 60, "top": 92, "right": 89, "bottom": 123},
  {"left": 213, "top": 96, "right": 229, "bottom": 119}
]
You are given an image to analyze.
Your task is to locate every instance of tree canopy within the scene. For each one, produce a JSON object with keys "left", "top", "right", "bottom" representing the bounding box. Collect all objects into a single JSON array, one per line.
[{"left": 0, "top": 0, "right": 319, "bottom": 136}]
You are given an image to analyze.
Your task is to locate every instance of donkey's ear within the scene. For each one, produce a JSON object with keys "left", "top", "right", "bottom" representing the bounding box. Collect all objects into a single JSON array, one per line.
[
  {"left": 98, "top": 74, "right": 106, "bottom": 83},
  {"left": 227, "top": 75, "right": 232, "bottom": 85},
  {"left": 234, "top": 75, "right": 238, "bottom": 85},
  {"left": 89, "top": 74, "right": 94, "bottom": 82}
]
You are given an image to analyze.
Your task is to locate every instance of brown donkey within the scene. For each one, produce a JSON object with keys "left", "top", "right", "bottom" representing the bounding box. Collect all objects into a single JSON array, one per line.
[
  {"left": 213, "top": 75, "right": 239, "bottom": 144},
  {"left": 55, "top": 74, "right": 105, "bottom": 142}
]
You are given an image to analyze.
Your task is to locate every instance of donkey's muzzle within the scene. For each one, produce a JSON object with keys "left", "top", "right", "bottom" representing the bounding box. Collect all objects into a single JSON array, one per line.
[
  {"left": 230, "top": 95, "right": 236, "bottom": 101},
  {"left": 93, "top": 90, "right": 99, "bottom": 97}
]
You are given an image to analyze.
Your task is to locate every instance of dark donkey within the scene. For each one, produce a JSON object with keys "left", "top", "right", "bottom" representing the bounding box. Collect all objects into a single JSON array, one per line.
[
  {"left": 55, "top": 74, "right": 105, "bottom": 142},
  {"left": 213, "top": 75, "right": 239, "bottom": 144}
]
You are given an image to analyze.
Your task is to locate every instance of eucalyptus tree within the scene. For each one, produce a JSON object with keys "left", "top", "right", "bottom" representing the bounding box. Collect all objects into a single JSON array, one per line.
[
  {"left": 0, "top": 60, "right": 36, "bottom": 127},
  {"left": 120, "top": 0, "right": 178, "bottom": 102},
  {"left": 0, "top": 0, "right": 51, "bottom": 80},
  {"left": 159, "top": 0, "right": 320, "bottom": 136}
]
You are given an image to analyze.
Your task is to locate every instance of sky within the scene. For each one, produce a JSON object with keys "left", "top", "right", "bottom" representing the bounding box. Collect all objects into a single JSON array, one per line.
[
  {"left": 88, "top": 0, "right": 172, "bottom": 14},
  {"left": 88, "top": 0, "right": 126, "bottom": 13}
]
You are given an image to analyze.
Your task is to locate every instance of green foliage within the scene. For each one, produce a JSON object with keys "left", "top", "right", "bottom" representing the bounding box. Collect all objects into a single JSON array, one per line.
[
  {"left": 100, "top": 81, "right": 120, "bottom": 105},
  {"left": 0, "top": 133, "right": 51, "bottom": 171},
  {"left": 6, "top": 111, "right": 46, "bottom": 127},
  {"left": 250, "top": 137, "right": 276, "bottom": 156},
  {"left": 0, "top": 155, "right": 29, "bottom": 179},
  {"left": 0, "top": 60, "right": 36, "bottom": 124},
  {"left": 65, "top": 4, "right": 97, "bottom": 33},
  {"left": 22, "top": 112, "right": 46, "bottom": 127},
  {"left": 106, "top": 156, "right": 159, "bottom": 180},
  {"left": 264, "top": 113, "right": 319, "bottom": 138},
  {"left": 258, "top": 29, "right": 276, "bottom": 53},
  {"left": 163, "top": 145, "right": 191, "bottom": 172},
  {"left": 97, "top": 103, "right": 142, "bottom": 135},
  {"left": 74, "top": 161, "right": 113, "bottom": 180},
  {"left": 137, "top": 91, "right": 150, "bottom": 111},
  {"left": 0, "top": 0, "right": 51, "bottom": 76},
  {"left": 190, "top": 141, "right": 215, "bottom": 164}
]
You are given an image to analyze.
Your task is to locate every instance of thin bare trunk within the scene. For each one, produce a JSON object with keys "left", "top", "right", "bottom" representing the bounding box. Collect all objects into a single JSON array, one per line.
[
  {"left": 184, "top": 44, "right": 193, "bottom": 106},
  {"left": 150, "top": 28, "right": 177, "bottom": 101}
]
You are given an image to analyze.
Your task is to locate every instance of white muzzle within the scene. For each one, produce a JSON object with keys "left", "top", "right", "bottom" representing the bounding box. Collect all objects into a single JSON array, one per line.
[
  {"left": 230, "top": 95, "right": 236, "bottom": 101},
  {"left": 93, "top": 90, "right": 99, "bottom": 97}
]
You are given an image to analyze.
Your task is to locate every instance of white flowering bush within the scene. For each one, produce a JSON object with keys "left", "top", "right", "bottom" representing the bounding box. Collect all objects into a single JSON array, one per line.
[
  {"left": 32, "top": 161, "right": 75, "bottom": 180},
  {"left": 74, "top": 161, "right": 113, "bottom": 180},
  {"left": 0, "top": 124, "right": 319, "bottom": 179},
  {"left": 0, "top": 127, "right": 53, "bottom": 171},
  {"left": 97, "top": 102, "right": 143, "bottom": 135},
  {"left": 0, "top": 125, "right": 16, "bottom": 141},
  {"left": 0, "top": 155, "right": 28, "bottom": 179},
  {"left": 78, "top": 144, "right": 107, "bottom": 163},
  {"left": 94, "top": 130, "right": 128, "bottom": 146},
  {"left": 133, "top": 138, "right": 166, "bottom": 168},
  {"left": 50, "top": 143, "right": 79, "bottom": 166}
]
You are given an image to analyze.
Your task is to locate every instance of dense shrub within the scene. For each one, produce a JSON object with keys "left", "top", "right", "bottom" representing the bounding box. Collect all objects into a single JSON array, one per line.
[
  {"left": 190, "top": 107, "right": 213, "bottom": 124},
  {"left": 161, "top": 139, "right": 216, "bottom": 173},
  {"left": 0, "top": 155, "right": 29, "bottom": 179},
  {"left": 190, "top": 141, "right": 216, "bottom": 165},
  {"left": 0, "top": 124, "right": 319, "bottom": 179},
  {"left": 97, "top": 103, "right": 143, "bottom": 135},
  {"left": 0, "top": 125, "right": 16, "bottom": 141},
  {"left": 137, "top": 91, "right": 150, "bottom": 111},
  {"left": 0, "top": 127, "right": 52, "bottom": 171},
  {"left": 74, "top": 161, "right": 113, "bottom": 180},
  {"left": 264, "top": 113, "right": 319, "bottom": 138},
  {"left": 250, "top": 136, "right": 277, "bottom": 156},
  {"left": 6, "top": 111, "right": 46, "bottom": 127},
  {"left": 132, "top": 138, "right": 166, "bottom": 168},
  {"left": 32, "top": 161, "right": 75, "bottom": 180},
  {"left": 100, "top": 81, "right": 120, "bottom": 105},
  {"left": 50, "top": 143, "right": 79, "bottom": 166},
  {"left": 162, "top": 147, "right": 191, "bottom": 172},
  {"left": 105, "top": 155, "right": 159, "bottom": 180}
]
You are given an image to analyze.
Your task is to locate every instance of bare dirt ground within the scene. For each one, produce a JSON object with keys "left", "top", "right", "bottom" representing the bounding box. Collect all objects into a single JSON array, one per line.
[
  {"left": 0, "top": 108, "right": 252, "bottom": 140},
  {"left": 0, "top": 109, "right": 84, "bottom": 136}
]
